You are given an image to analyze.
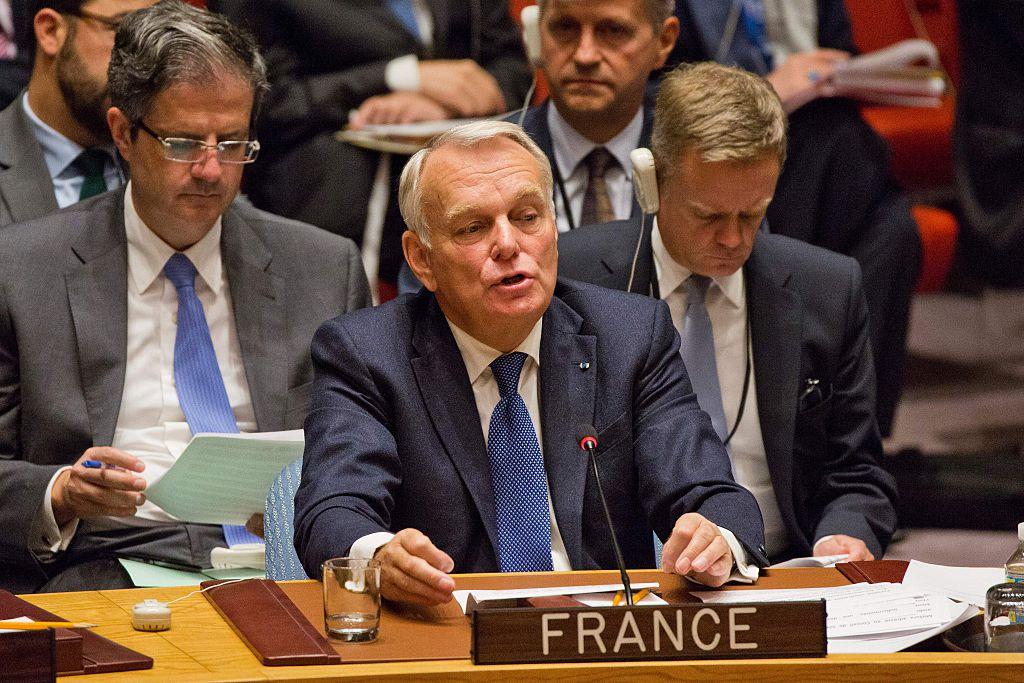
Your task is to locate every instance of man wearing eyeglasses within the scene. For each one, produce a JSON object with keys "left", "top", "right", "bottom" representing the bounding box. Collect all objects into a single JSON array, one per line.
[
  {"left": 0, "top": 0, "right": 370, "bottom": 593},
  {"left": 0, "top": 1, "right": 159, "bottom": 228}
]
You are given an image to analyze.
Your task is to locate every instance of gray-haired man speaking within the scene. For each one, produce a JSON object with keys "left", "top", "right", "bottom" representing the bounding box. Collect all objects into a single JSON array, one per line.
[{"left": 0, "top": 0, "right": 369, "bottom": 593}]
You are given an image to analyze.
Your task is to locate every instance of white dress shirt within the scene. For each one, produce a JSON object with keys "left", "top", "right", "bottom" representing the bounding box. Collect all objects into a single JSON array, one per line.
[
  {"left": 652, "top": 221, "right": 789, "bottom": 557},
  {"left": 764, "top": 0, "right": 820, "bottom": 67},
  {"left": 33, "top": 184, "right": 255, "bottom": 554},
  {"left": 384, "top": 0, "right": 436, "bottom": 93},
  {"left": 352, "top": 315, "right": 756, "bottom": 582},
  {"left": 22, "top": 94, "right": 125, "bottom": 209},
  {"left": 548, "top": 104, "right": 642, "bottom": 232}
]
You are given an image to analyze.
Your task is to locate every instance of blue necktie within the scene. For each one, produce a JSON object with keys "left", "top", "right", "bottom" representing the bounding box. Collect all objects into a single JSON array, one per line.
[
  {"left": 679, "top": 275, "right": 730, "bottom": 447},
  {"left": 739, "top": 0, "right": 774, "bottom": 73},
  {"left": 164, "top": 254, "right": 262, "bottom": 547},
  {"left": 386, "top": 0, "right": 421, "bottom": 40},
  {"left": 487, "top": 353, "right": 554, "bottom": 572}
]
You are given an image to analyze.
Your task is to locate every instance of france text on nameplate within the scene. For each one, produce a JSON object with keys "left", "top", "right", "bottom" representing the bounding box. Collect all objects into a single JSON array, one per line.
[{"left": 471, "top": 601, "right": 826, "bottom": 664}]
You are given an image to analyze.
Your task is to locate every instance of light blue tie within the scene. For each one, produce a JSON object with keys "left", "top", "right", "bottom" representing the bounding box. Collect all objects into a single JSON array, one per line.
[
  {"left": 739, "top": 0, "right": 774, "bottom": 73},
  {"left": 164, "top": 253, "right": 262, "bottom": 547},
  {"left": 386, "top": 0, "right": 421, "bottom": 40},
  {"left": 679, "top": 275, "right": 730, "bottom": 446},
  {"left": 487, "top": 353, "right": 554, "bottom": 572}
]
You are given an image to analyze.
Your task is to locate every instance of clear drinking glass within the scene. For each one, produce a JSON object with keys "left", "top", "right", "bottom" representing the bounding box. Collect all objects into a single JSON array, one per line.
[
  {"left": 322, "top": 557, "right": 381, "bottom": 642},
  {"left": 985, "top": 582, "right": 1024, "bottom": 652}
]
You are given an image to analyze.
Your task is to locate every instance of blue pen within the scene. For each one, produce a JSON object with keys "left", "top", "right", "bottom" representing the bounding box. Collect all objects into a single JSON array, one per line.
[{"left": 83, "top": 460, "right": 104, "bottom": 469}]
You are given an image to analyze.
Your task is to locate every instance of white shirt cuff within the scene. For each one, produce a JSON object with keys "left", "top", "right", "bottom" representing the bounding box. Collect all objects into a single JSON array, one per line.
[
  {"left": 30, "top": 466, "right": 80, "bottom": 558},
  {"left": 385, "top": 54, "right": 421, "bottom": 92},
  {"left": 719, "top": 526, "right": 759, "bottom": 584},
  {"left": 812, "top": 535, "right": 835, "bottom": 553},
  {"left": 350, "top": 531, "right": 396, "bottom": 559}
]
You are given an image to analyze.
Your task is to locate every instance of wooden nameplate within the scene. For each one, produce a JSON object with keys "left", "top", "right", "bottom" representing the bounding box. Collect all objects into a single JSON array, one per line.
[{"left": 471, "top": 600, "right": 827, "bottom": 664}]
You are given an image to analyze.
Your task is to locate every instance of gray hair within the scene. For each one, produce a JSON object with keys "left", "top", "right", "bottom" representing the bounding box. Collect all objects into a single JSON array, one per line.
[
  {"left": 108, "top": 0, "right": 268, "bottom": 132},
  {"left": 537, "top": 0, "right": 675, "bottom": 28},
  {"left": 652, "top": 62, "right": 787, "bottom": 184},
  {"left": 398, "top": 121, "right": 555, "bottom": 247}
]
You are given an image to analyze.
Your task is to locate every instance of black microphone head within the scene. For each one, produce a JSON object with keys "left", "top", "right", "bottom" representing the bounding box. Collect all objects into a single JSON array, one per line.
[{"left": 576, "top": 423, "right": 598, "bottom": 451}]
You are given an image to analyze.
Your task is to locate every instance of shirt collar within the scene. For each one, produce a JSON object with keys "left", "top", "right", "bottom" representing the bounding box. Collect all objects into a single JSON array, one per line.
[
  {"left": 651, "top": 217, "right": 745, "bottom": 308},
  {"left": 547, "top": 102, "right": 643, "bottom": 182},
  {"left": 123, "top": 181, "right": 224, "bottom": 295},
  {"left": 21, "top": 93, "right": 118, "bottom": 181},
  {"left": 447, "top": 317, "right": 544, "bottom": 386}
]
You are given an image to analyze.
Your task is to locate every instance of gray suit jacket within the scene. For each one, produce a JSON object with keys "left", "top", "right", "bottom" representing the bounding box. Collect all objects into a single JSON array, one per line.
[
  {"left": 0, "top": 96, "right": 58, "bottom": 228},
  {"left": 0, "top": 188, "right": 371, "bottom": 591}
]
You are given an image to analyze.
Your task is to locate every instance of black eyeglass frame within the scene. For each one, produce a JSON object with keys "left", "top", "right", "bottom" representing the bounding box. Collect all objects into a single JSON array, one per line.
[
  {"left": 135, "top": 121, "right": 261, "bottom": 165},
  {"left": 67, "top": 8, "right": 124, "bottom": 32}
]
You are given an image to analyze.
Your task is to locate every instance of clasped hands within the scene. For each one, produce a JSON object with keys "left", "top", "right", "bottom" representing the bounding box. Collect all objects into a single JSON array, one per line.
[
  {"left": 374, "top": 512, "right": 734, "bottom": 607},
  {"left": 349, "top": 59, "right": 506, "bottom": 129}
]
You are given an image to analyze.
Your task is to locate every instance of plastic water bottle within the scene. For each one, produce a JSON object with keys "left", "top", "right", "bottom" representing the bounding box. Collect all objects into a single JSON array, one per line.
[{"left": 1008, "top": 523, "right": 1024, "bottom": 584}]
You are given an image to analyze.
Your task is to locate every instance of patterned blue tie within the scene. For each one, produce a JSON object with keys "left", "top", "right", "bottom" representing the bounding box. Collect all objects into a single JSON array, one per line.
[
  {"left": 679, "top": 275, "right": 730, "bottom": 447},
  {"left": 487, "top": 352, "right": 554, "bottom": 572},
  {"left": 164, "top": 253, "right": 262, "bottom": 547},
  {"left": 386, "top": 0, "right": 421, "bottom": 40}
]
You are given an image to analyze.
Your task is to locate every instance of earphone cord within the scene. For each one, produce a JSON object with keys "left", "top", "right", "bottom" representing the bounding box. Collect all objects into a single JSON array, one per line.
[
  {"left": 625, "top": 213, "right": 647, "bottom": 293},
  {"left": 166, "top": 577, "right": 255, "bottom": 606}
]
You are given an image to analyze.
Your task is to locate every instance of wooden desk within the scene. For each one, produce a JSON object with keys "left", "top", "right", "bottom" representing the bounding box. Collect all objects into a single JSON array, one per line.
[{"left": 21, "top": 568, "right": 1024, "bottom": 682}]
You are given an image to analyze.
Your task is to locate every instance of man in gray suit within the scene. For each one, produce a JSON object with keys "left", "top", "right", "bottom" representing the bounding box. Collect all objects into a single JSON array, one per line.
[
  {"left": 0, "top": 0, "right": 155, "bottom": 228},
  {"left": 0, "top": 0, "right": 370, "bottom": 593}
]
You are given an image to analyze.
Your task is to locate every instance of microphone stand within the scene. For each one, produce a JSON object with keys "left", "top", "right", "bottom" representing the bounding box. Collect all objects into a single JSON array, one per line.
[{"left": 581, "top": 436, "right": 633, "bottom": 606}]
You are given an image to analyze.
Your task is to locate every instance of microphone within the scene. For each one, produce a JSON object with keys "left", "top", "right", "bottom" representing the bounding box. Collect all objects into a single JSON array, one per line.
[{"left": 576, "top": 424, "right": 633, "bottom": 606}]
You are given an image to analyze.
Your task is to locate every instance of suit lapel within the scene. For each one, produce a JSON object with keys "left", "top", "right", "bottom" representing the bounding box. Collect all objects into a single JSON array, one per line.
[
  {"left": 425, "top": 0, "right": 448, "bottom": 57},
  {"left": 538, "top": 294, "right": 596, "bottom": 569},
  {"left": 745, "top": 238, "right": 801, "bottom": 528},
  {"left": 410, "top": 298, "right": 499, "bottom": 556},
  {"left": 222, "top": 204, "right": 287, "bottom": 431},
  {"left": 685, "top": 1, "right": 745, "bottom": 64},
  {"left": 65, "top": 193, "right": 128, "bottom": 447},
  {"left": 0, "top": 102, "right": 58, "bottom": 225},
  {"left": 597, "top": 217, "right": 656, "bottom": 296}
]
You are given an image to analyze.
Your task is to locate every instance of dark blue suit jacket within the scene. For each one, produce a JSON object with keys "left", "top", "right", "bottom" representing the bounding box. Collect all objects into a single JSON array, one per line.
[
  {"left": 295, "top": 279, "right": 768, "bottom": 576},
  {"left": 558, "top": 222, "right": 898, "bottom": 559}
]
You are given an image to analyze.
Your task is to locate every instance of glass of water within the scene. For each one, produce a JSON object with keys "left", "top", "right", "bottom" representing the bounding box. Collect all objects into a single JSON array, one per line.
[
  {"left": 322, "top": 557, "right": 381, "bottom": 642},
  {"left": 985, "top": 582, "right": 1024, "bottom": 652}
]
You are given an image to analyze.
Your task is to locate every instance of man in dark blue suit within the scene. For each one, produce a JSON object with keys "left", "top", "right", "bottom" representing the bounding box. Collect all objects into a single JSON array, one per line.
[
  {"left": 559, "top": 63, "right": 897, "bottom": 562},
  {"left": 296, "top": 120, "right": 768, "bottom": 606}
]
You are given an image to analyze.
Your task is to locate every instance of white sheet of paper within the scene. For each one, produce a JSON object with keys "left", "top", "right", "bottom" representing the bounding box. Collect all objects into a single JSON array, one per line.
[
  {"left": 691, "top": 582, "right": 949, "bottom": 638},
  {"left": 770, "top": 554, "right": 849, "bottom": 568},
  {"left": 828, "top": 600, "right": 978, "bottom": 654},
  {"left": 901, "top": 560, "right": 1006, "bottom": 607},
  {"left": 574, "top": 591, "right": 668, "bottom": 607},
  {"left": 453, "top": 582, "right": 660, "bottom": 613},
  {"left": 144, "top": 430, "right": 303, "bottom": 524}
]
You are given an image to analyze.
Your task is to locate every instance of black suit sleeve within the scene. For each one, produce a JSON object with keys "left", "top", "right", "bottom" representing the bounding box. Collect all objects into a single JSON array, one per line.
[
  {"left": 475, "top": 0, "right": 533, "bottom": 110},
  {"left": 807, "top": 263, "right": 897, "bottom": 557},
  {"left": 816, "top": 0, "right": 859, "bottom": 53}
]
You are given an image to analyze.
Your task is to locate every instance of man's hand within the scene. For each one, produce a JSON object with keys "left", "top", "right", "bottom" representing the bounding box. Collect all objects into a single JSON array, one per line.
[
  {"left": 51, "top": 448, "right": 146, "bottom": 527},
  {"left": 660, "top": 513, "right": 734, "bottom": 587},
  {"left": 814, "top": 534, "right": 874, "bottom": 561},
  {"left": 349, "top": 92, "right": 449, "bottom": 129},
  {"left": 375, "top": 528, "right": 456, "bottom": 606},
  {"left": 766, "top": 49, "right": 850, "bottom": 112},
  {"left": 418, "top": 59, "right": 506, "bottom": 118}
]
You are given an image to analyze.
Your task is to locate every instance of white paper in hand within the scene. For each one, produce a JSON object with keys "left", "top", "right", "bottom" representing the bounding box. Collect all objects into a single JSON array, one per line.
[{"left": 145, "top": 430, "right": 303, "bottom": 524}]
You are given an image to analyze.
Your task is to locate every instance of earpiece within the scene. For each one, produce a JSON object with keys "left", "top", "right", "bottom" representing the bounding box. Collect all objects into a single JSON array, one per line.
[
  {"left": 520, "top": 5, "right": 542, "bottom": 67},
  {"left": 132, "top": 599, "right": 171, "bottom": 632},
  {"left": 625, "top": 149, "right": 659, "bottom": 294},
  {"left": 630, "top": 148, "right": 659, "bottom": 215}
]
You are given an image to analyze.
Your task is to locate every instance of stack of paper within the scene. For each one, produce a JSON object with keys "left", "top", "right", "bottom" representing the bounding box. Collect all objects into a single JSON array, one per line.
[
  {"left": 453, "top": 582, "right": 665, "bottom": 613},
  {"left": 831, "top": 39, "right": 947, "bottom": 107},
  {"left": 901, "top": 559, "right": 1006, "bottom": 607},
  {"left": 690, "top": 582, "right": 976, "bottom": 653}
]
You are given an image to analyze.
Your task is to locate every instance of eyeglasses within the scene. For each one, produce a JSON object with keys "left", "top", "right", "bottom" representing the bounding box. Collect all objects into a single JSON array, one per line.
[
  {"left": 137, "top": 121, "right": 260, "bottom": 164},
  {"left": 68, "top": 8, "right": 124, "bottom": 32}
]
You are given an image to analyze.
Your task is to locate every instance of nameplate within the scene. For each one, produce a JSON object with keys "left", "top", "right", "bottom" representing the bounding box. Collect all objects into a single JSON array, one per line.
[{"left": 471, "top": 601, "right": 826, "bottom": 664}]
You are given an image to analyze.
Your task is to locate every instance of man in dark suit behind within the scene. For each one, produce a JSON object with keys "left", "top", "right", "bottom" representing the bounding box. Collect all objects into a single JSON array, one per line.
[
  {"left": 296, "top": 120, "right": 768, "bottom": 606},
  {"left": 559, "top": 63, "right": 897, "bottom": 562},
  {"left": 224, "top": 0, "right": 532, "bottom": 285},
  {"left": 0, "top": 0, "right": 157, "bottom": 228},
  {"left": 0, "top": 1, "right": 370, "bottom": 593}
]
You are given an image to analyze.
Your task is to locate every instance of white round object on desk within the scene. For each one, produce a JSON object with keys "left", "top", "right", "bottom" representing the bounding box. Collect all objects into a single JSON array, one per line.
[{"left": 132, "top": 599, "right": 171, "bottom": 632}]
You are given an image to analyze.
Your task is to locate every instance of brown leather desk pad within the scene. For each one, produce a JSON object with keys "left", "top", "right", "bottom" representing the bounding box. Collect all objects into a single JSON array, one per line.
[
  {"left": 0, "top": 589, "right": 152, "bottom": 676},
  {"left": 836, "top": 559, "right": 910, "bottom": 585},
  {"left": 270, "top": 566, "right": 852, "bottom": 664}
]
